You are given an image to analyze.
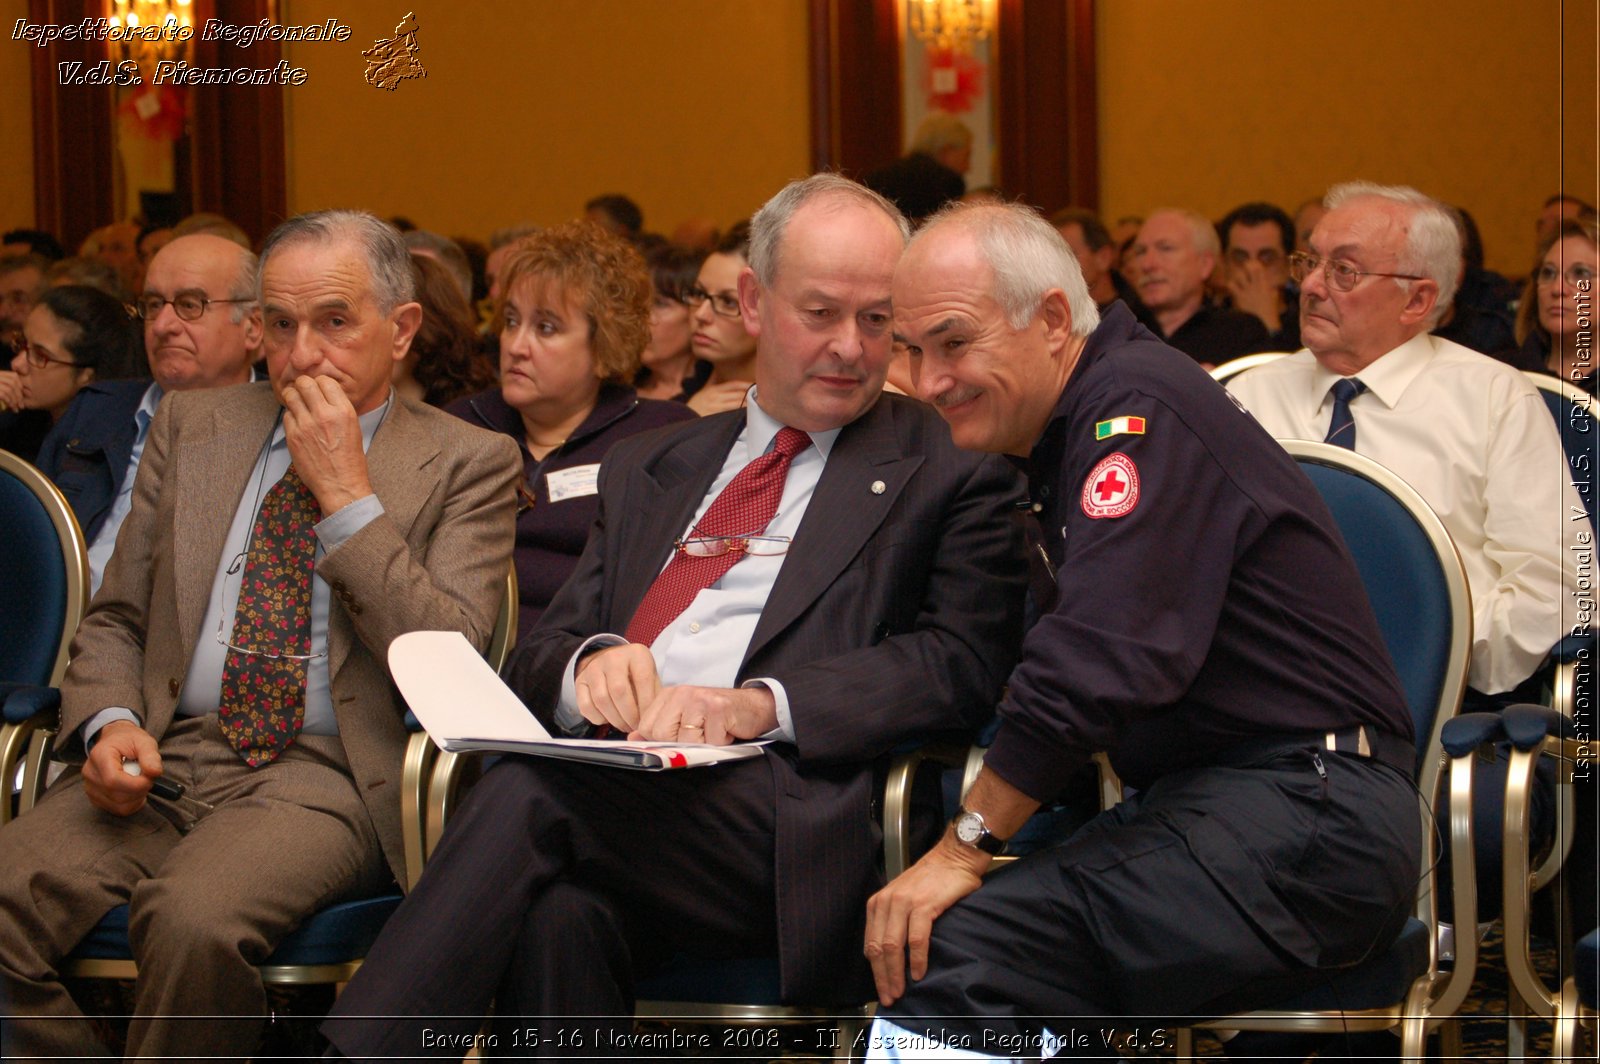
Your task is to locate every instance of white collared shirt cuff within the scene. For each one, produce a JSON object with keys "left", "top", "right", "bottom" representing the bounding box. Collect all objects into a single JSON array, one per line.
[
  {"left": 742, "top": 678, "right": 795, "bottom": 742},
  {"left": 556, "top": 633, "right": 630, "bottom": 734},
  {"left": 83, "top": 707, "right": 142, "bottom": 750},
  {"left": 315, "top": 494, "right": 383, "bottom": 549}
]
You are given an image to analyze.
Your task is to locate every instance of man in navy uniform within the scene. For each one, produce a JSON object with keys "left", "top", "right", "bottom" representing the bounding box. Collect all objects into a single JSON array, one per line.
[{"left": 863, "top": 201, "right": 1419, "bottom": 1057}]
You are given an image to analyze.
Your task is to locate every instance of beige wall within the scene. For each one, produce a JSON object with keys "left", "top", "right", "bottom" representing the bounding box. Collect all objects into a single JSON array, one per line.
[
  {"left": 7, "top": 1, "right": 1596, "bottom": 279},
  {"left": 281, "top": 0, "right": 812, "bottom": 241},
  {"left": 0, "top": 0, "right": 35, "bottom": 236},
  {"left": 1097, "top": 0, "right": 1598, "bottom": 276}
]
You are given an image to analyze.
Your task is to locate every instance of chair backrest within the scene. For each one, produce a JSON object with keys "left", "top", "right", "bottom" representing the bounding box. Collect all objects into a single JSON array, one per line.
[
  {"left": 1521, "top": 370, "right": 1596, "bottom": 531},
  {"left": 0, "top": 450, "right": 89, "bottom": 687},
  {"left": 485, "top": 567, "right": 518, "bottom": 674},
  {"left": 1280, "top": 441, "right": 1472, "bottom": 796},
  {"left": 1210, "top": 351, "right": 1291, "bottom": 383}
]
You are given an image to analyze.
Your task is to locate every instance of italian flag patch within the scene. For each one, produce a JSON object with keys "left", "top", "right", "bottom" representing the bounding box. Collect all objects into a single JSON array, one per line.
[{"left": 1094, "top": 415, "right": 1146, "bottom": 440}]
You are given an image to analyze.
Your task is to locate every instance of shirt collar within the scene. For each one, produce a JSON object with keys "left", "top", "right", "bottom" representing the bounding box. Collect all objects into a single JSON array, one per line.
[
  {"left": 744, "top": 386, "right": 843, "bottom": 461},
  {"left": 137, "top": 382, "right": 163, "bottom": 429},
  {"left": 1308, "top": 331, "right": 1436, "bottom": 412},
  {"left": 270, "top": 388, "right": 393, "bottom": 453}
]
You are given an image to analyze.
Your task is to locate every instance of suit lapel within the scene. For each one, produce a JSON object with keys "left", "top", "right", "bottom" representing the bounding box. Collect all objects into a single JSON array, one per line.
[
  {"left": 610, "top": 415, "right": 744, "bottom": 626},
  {"left": 326, "top": 398, "right": 442, "bottom": 681},
  {"left": 744, "top": 400, "right": 922, "bottom": 664},
  {"left": 174, "top": 386, "right": 280, "bottom": 647}
]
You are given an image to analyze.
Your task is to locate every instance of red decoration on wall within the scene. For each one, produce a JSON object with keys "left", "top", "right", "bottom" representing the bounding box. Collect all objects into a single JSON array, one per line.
[
  {"left": 923, "top": 47, "right": 985, "bottom": 114},
  {"left": 116, "top": 85, "right": 188, "bottom": 143}
]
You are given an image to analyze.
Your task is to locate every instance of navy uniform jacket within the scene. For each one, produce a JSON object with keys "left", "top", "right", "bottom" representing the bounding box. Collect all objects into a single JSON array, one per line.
[
  {"left": 986, "top": 303, "right": 1412, "bottom": 799},
  {"left": 35, "top": 379, "right": 152, "bottom": 544}
]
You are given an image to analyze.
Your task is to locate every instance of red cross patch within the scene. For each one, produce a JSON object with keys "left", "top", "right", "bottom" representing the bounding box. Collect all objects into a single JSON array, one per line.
[{"left": 1081, "top": 452, "right": 1140, "bottom": 519}]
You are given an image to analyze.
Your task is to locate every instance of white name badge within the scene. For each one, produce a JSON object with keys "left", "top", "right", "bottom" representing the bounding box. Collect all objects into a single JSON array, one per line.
[{"left": 545, "top": 463, "right": 601, "bottom": 503}]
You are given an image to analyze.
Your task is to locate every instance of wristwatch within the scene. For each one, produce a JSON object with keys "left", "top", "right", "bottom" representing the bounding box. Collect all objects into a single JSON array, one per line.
[{"left": 952, "top": 807, "right": 1007, "bottom": 855}]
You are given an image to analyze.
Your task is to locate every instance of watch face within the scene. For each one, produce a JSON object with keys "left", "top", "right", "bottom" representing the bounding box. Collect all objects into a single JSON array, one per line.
[{"left": 954, "top": 812, "right": 983, "bottom": 844}]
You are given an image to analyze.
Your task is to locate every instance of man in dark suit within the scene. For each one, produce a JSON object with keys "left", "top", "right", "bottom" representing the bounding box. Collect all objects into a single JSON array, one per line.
[
  {"left": 0, "top": 211, "right": 519, "bottom": 1059},
  {"left": 322, "top": 174, "right": 1029, "bottom": 1059},
  {"left": 36, "top": 233, "right": 263, "bottom": 595}
]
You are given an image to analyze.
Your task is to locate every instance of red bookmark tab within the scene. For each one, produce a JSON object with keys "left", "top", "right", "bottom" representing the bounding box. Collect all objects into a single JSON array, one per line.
[{"left": 668, "top": 752, "right": 688, "bottom": 768}]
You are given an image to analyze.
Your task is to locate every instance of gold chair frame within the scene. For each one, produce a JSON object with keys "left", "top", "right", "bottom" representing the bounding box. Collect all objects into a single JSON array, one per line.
[
  {"left": 1208, "top": 351, "right": 1292, "bottom": 383},
  {"left": 1167, "top": 441, "right": 1478, "bottom": 1057},
  {"left": 51, "top": 568, "right": 519, "bottom": 989}
]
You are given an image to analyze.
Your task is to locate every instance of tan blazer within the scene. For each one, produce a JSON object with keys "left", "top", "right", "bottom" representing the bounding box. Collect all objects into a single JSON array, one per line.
[{"left": 59, "top": 383, "right": 520, "bottom": 886}]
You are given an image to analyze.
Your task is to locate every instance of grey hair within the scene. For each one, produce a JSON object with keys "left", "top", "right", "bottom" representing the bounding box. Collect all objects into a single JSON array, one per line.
[
  {"left": 1144, "top": 208, "right": 1220, "bottom": 257},
  {"left": 258, "top": 210, "right": 416, "bottom": 313},
  {"left": 223, "top": 242, "right": 260, "bottom": 323},
  {"left": 915, "top": 201, "right": 1101, "bottom": 337},
  {"left": 748, "top": 173, "right": 911, "bottom": 289},
  {"left": 1324, "top": 181, "right": 1460, "bottom": 323},
  {"left": 402, "top": 229, "right": 473, "bottom": 303},
  {"left": 488, "top": 224, "right": 539, "bottom": 250}
]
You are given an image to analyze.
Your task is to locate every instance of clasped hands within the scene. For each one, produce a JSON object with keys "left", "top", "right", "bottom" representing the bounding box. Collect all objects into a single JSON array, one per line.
[{"left": 574, "top": 643, "right": 778, "bottom": 743}]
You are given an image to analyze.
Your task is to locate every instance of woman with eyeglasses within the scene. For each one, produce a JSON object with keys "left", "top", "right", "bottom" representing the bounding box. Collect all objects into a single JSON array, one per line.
[
  {"left": 1, "top": 284, "right": 143, "bottom": 462},
  {"left": 447, "top": 221, "right": 695, "bottom": 634},
  {"left": 635, "top": 242, "right": 705, "bottom": 402},
  {"left": 1502, "top": 217, "right": 1599, "bottom": 393},
  {"left": 684, "top": 222, "right": 760, "bottom": 416}
]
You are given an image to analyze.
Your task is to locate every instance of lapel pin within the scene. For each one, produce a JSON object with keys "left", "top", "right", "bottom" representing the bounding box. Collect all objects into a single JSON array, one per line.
[{"left": 871, "top": 480, "right": 886, "bottom": 495}]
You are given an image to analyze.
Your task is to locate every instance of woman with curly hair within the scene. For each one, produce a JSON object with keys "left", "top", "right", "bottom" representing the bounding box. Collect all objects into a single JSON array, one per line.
[
  {"left": 448, "top": 221, "right": 694, "bottom": 632},
  {"left": 394, "top": 253, "right": 496, "bottom": 407}
]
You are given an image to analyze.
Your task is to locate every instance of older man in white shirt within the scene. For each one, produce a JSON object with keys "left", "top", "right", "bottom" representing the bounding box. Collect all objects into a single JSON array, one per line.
[{"left": 1229, "top": 181, "right": 1582, "bottom": 701}]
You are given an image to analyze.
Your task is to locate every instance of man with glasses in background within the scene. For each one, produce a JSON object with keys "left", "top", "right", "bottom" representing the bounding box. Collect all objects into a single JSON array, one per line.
[
  {"left": 0, "top": 210, "right": 519, "bottom": 1060},
  {"left": 1229, "top": 180, "right": 1582, "bottom": 707},
  {"left": 321, "top": 173, "right": 1028, "bottom": 1059},
  {"left": 33, "top": 233, "right": 264, "bottom": 594}
]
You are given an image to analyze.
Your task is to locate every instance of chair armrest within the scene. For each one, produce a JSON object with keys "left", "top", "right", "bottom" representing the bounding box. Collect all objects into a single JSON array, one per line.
[
  {"left": 3, "top": 684, "right": 60, "bottom": 723},
  {"left": 0, "top": 689, "right": 62, "bottom": 825},
  {"left": 883, "top": 739, "right": 968, "bottom": 879}
]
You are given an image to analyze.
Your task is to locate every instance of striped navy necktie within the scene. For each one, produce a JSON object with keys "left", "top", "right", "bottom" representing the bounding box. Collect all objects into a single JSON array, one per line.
[{"left": 1324, "top": 377, "right": 1367, "bottom": 450}]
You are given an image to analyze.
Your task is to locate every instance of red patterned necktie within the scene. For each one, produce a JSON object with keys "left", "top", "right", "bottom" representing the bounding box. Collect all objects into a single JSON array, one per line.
[
  {"left": 217, "top": 464, "right": 319, "bottom": 766},
  {"left": 624, "top": 426, "right": 812, "bottom": 646}
]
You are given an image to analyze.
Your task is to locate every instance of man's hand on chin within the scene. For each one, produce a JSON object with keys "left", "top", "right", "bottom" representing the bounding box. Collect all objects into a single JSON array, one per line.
[{"left": 281, "top": 375, "right": 374, "bottom": 513}]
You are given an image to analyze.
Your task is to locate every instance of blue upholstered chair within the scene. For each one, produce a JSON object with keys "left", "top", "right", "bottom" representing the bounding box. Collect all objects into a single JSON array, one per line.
[
  {"left": 15, "top": 571, "right": 519, "bottom": 999},
  {"left": 1525, "top": 370, "right": 1596, "bottom": 533},
  {"left": 1165, "top": 440, "right": 1479, "bottom": 1057},
  {"left": 1444, "top": 706, "right": 1597, "bottom": 1060},
  {"left": 0, "top": 449, "right": 89, "bottom": 824}
]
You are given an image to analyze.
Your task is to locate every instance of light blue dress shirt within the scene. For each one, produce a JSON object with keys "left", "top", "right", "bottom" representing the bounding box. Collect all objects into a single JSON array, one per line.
[
  {"left": 82, "top": 393, "right": 391, "bottom": 747},
  {"left": 556, "top": 387, "right": 843, "bottom": 740},
  {"left": 85, "top": 382, "right": 161, "bottom": 597}
]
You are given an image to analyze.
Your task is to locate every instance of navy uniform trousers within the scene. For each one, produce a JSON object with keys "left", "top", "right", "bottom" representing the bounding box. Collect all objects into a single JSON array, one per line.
[{"left": 879, "top": 741, "right": 1420, "bottom": 1057}]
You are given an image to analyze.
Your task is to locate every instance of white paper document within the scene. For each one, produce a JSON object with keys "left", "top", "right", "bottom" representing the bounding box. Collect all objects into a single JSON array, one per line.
[{"left": 388, "top": 630, "right": 770, "bottom": 770}]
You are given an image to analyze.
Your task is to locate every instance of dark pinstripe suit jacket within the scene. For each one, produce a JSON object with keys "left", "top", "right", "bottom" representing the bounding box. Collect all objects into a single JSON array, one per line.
[{"left": 504, "top": 392, "right": 1027, "bottom": 1002}]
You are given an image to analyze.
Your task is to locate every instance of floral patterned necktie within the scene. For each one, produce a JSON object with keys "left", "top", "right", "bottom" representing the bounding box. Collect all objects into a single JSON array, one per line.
[{"left": 217, "top": 465, "right": 319, "bottom": 766}]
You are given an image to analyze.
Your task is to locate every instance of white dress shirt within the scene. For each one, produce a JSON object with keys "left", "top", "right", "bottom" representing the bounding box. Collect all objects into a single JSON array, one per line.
[
  {"left": 556, "top": 387, "right": 842, "bottom": 738},
  {"left": 1228, "top": 334, "right": 1585, "bottom": 694}
]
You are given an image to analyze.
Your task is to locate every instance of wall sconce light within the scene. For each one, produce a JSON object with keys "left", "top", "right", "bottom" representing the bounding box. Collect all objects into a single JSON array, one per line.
[
  {"left": 907, "top": 0, "right": 997, "bottom": 54},
  {"left": 107, "top": 0, "right": 195, "bottom": 67}
]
